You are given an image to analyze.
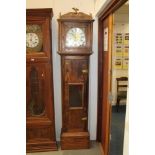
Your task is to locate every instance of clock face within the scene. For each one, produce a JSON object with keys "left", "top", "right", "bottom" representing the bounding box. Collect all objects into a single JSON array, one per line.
[
  {"left": 26, "top": 24, "right": 43, "bottom": 52},
  {"left": 26, "top": 33, "right": 39, "bottom": 48},
  {"left": 65, "top": 28, "right": 86, "bottom": 47}
]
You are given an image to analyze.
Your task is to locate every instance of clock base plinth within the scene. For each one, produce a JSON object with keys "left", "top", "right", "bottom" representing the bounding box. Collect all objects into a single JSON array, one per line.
[
  {"left": 61, "top": 131, "right": 90, "bottom": 150},
  {"left": 26, "top": 141, "right": 57, "bottom": 153}
]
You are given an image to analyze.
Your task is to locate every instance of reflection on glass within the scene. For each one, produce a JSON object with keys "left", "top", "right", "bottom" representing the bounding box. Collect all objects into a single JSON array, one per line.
[
  {"left": 26, "top": 24, "right": 43, "bottom": 52},
  {"left": 66, "top": 28, "right": 86, "bottom": 47},
  {"left": 29, "top": 67, "right": 45, "bottom": 116},
  {"left": 69, "top": 84, "right": 83, "bottom": 107}
]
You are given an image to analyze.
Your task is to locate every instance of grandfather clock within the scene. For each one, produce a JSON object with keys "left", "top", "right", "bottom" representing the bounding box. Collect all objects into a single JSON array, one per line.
[
  {"left": 26, "top": 9, "right": 57, "bottom": 152},
  {"left": 58, "top": 8, "right": 94, "bottom": 150}
]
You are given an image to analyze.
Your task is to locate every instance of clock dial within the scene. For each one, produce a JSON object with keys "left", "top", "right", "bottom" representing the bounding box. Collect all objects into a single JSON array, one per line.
[
  {"left": 65, "top": 28, "right": 86, "bottom": 47},
  {"left": 26, "top": 24, "right": 43, "bottom": 52},
  {"left": 26, "top": 33, "right": 39, "bottom": 48}
]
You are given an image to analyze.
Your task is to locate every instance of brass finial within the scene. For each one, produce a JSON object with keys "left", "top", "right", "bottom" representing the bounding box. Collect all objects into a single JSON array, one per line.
[
  {"left": 59, "top": 12, "right": 61, "bottom": 18},
  {"left": 72, "top": 8, "right": 79, "bottom": 14}
]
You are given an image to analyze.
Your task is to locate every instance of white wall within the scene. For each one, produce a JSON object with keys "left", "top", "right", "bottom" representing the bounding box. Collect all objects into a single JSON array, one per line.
[
  {"left": 26, "top": 0, "right": 54, "bottom": 8},
  {"left": 89, "top": 17, "right": 98, "bottom": 140},
  {"left": 94, "top": 0, "right": 111, "bottom": 16},
  {"left": 26, "top": 0, "right": 98, "bottom": 141}
]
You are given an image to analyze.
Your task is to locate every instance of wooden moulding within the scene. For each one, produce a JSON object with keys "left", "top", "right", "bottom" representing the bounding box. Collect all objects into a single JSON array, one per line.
[
  {"left": 57, "top": 51, "right": 93, "bottom": 56},
  {"left": 26, "top": 8, "right": 53, "bottom": 19},
  {"left": 61, "top": 131, "right": 90, "bottom": 150},
  {"left": 97, "top": 0, "right": 128, "bottom": 155},
  {"left": 58, "top": 11, "right": 94, "bottom": 21},
  {"left": 26, "top": 123, "right": 57, "bottom": 152},
  {"left": 27, "top": 141, "right": 57, "bottom": 153}
]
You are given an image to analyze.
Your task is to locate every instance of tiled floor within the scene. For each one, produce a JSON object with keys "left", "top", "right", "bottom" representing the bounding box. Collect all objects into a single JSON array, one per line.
[{"left": 27, "top": 142, "right": 101, "bottom": 155}]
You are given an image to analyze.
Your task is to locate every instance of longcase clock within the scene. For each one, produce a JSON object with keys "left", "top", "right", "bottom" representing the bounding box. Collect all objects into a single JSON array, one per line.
[
  {"left": 26, "top": 9, "right": 57, "bottom": 152},
  {"left": 58, "top": 8, "right": 94, "bottom": 150}
]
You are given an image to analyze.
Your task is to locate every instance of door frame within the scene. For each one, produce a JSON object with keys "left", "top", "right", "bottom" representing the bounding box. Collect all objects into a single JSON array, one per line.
[{"left": 97, "top": 0, "right": 128, "bottom": 154}]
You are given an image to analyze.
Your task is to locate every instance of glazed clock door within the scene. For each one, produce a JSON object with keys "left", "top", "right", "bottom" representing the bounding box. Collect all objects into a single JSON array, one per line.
[
  {"left": 62, "top": 57, "right": 89, "bottom": 132},
  {"left": 26, "top": 63, "right": 53, "bottom": 118},
  {"left": 26, "top": 62, "right": 56, "bottom": 145}
]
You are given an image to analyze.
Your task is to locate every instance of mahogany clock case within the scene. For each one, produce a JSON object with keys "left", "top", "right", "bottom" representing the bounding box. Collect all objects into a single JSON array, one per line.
[
  {"left": 26, "top": 9, "right": 57, "bottom": 152},
  {"left": 58, "top": 10, "right": 94, "bottom": 150},
  {"left": 26, "top": 9, "right": 53, "bottom": 62},
  {"left": 58, "top": 21, "right": 93, "bottom": 55}
]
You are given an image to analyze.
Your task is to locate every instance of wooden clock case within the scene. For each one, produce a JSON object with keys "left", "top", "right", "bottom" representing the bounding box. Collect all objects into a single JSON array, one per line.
[
  {"left": 58, "top": 10, "right": 94, "bottom": 150},
  {"left": 26, "top": 9, "right": 57, "bottom": 152}
]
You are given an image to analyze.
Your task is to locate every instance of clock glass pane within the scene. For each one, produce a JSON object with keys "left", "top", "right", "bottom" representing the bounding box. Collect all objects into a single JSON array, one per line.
[
  {"left": 26, "top": 33, "right": 39, "bottom": 48},
  {"left": 26, "top": 24, "right": 43, "bottom": 52},
  {"left": 69, "top": 84, "right": 83, "bottom": 107},
  {"left": 65, "top": 28, "right": 86, "bottom": 47},
  {"left": 29, "top": 67, "right": 45, "bottom": 116}
]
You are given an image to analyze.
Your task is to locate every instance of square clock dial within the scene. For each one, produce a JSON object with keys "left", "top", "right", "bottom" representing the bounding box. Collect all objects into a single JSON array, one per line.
[{"left": 65, "top": 27, "right": 86, "bottom": 47}]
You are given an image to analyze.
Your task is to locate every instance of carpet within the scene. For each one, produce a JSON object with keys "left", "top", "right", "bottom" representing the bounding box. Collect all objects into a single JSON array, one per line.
[{"left": 109, "top": 105, "right": 126, "bottom": 155}]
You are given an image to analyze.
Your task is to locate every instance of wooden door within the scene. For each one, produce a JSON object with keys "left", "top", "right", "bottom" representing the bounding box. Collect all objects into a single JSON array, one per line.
[
  {"left": 100, "top": 14, "right": 113, "bottom": 155},
  {"left": 26, "top": 62, "right": 56, "bottom": 151},
  {"left": 97, "top": 1, "right": 128, "bottom": 154},
  {"left": 26, "top": 62, "right": 54, "bottom": 118}
]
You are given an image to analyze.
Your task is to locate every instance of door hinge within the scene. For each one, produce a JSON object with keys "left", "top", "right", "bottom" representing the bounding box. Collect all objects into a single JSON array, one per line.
[
  {"left": 110, "top": 134, "right": 112, "bottom": 141},
  {"left": 81, "top": 117, "right": 87, "bottom": 121}
]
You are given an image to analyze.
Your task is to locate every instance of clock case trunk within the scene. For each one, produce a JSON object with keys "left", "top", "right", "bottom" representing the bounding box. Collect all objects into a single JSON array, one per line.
[
  {"left": 58, "top": 11, "right": 94, "bottom": 150},
  {"left": 26, "top": 9, "right": 57, "bottom": 152}
]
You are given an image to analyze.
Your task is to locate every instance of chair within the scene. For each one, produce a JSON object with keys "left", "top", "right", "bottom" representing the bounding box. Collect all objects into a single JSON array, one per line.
[{"left": 116, "top": 77, "right": 128, "bottom": 112}]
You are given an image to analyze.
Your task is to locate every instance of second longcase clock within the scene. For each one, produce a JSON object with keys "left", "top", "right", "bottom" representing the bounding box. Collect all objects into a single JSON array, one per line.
[
  {"left": 26, "top": 9, "right": 57, "bottom": 152},
  {"left": 58, "top": 8, "right": 94, "bottom": 150}
]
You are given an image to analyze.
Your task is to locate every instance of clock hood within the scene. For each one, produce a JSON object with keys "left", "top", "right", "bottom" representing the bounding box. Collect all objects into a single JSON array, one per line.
[{"left": 57, "top": 9, "right": 94, "bottom": 22}]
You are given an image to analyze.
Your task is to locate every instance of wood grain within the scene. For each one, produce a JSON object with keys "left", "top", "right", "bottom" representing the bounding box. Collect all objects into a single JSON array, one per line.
[
  {"left": 26, "top": 9, "right": 57, "bottom": 152},
  {"left": 97, "top": 0, "right": 128, "bottom": 155},
  {"left": 61, "top": 132, "right": 90, "bottom": 150},
  {"left": 58, "top": 11, "right": 93, "bottom": 150}
]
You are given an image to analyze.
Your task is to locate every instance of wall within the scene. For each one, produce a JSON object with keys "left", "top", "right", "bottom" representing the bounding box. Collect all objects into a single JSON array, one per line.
[
  {"left": 26, "top": 0, "right": 97, "bottom": 141},
  {"left": 26, "top": 0, "right": 54, "bottom": 8},
  {"left": 94, "top": 0, "right": 111, "bottom": 16}
]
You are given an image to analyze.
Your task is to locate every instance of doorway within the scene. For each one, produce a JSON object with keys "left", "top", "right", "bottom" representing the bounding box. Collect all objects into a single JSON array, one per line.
[
  {"left": 110, "top": 3, "right": 129, "bottom": 155},
  {"left": 97, "top": 0, "right": 129, "bottom": 155}
]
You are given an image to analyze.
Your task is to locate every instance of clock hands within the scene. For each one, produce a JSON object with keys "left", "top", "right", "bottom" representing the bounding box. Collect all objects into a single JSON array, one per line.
[{"left": 66, "top": 28, "right": 86, "bottom": 47}]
